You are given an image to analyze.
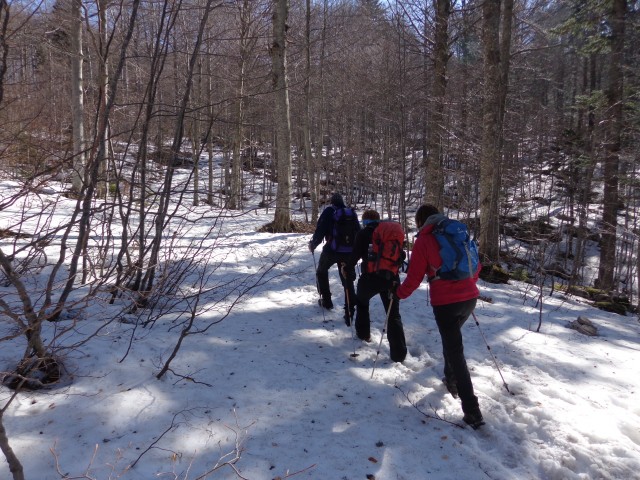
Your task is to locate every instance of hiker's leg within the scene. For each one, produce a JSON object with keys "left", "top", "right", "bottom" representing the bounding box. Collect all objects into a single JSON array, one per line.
[
  {"left": 380, "top": 283, "right": 407, "bottom": 362},
  {"left": 337, "top": 253, "right": 356, "bottom": 314},
  {"left": 316, "top": 251, "right": 334, "bottom": 306},
  {"left": 433, "top": 299, "right": 479, "bottom": 414},
  {"left": 355, "top": 274, "right": 376, "bottom": 340}
]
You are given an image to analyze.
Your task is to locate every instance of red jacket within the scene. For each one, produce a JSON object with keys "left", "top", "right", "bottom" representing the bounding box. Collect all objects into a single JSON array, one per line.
[{"left": 396, "top": 223, "right": 480, "bottom": 306}]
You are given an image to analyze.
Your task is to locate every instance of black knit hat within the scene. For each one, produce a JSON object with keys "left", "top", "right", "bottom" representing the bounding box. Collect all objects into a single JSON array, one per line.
[{"left": 330, "top": 192, "right": 344, "bottom": 206}]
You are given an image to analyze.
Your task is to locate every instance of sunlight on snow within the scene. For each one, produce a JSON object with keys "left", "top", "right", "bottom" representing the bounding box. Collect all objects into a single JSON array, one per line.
[{"left": 331, "top": 421, "right": 353, "bottom": 433}]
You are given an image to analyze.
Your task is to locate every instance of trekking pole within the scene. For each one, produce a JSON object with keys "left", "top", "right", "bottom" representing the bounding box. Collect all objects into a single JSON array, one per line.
[
  {"left": 312, "top": 250, "right": 327, "bottom": 323},
  {"left": 370, "top": 296, "right": 394, "bottom": 379},
  {"left": 344, "top": 286, "right": 359, "bottom": 358},
  {"left": 471, "top": 311, "right": 513, "bottom": 395}
]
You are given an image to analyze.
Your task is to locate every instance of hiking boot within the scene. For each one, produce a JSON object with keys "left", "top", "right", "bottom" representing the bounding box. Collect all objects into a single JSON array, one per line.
[
  {"left": 442, "top": 377, "right": 459, "bottom": 399},
  {"left": 357, "top": 334, "right": 371, "bottom": 343},
  {"left": 391, "top": 353, "right": 406, "bottom": 363},
  {"left": 319, "top": 296, "right": 333, "bottom": 310},
  {"left": 463, "top": 410, "right": 485, "bottom": 430}
]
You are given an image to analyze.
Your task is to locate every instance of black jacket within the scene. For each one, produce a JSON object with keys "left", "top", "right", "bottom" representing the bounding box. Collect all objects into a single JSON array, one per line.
[
  {"left": 310, "top": 201, "right": 361, "bottom": 253},
  {"left": 345, "top": 222, "right": 378, "bottom": 272}
]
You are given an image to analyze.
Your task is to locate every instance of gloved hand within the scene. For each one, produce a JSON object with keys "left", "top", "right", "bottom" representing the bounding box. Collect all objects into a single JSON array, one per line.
[
  {"left": 308, "top": 240, "right": 316, "bottom": 253},
  {"left": 401, "top": 260, "right": 409, "bottom": 273},
  {"left": 399, "top": 251, "right": 408, "bottom": 273}
]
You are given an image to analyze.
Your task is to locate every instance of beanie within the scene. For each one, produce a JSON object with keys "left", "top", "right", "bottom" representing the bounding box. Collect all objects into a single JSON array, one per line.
[{"left": 330, "top": 192, "right": 345, "bottom": 207}]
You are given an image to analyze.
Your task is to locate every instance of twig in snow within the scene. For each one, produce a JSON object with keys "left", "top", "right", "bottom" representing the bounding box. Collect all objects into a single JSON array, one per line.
[
  {"left": 394, "top": 383, "right": 464, "bottom": 429},
  {"left": 275, "top": 463, "right": 318, "bottom": 478}
]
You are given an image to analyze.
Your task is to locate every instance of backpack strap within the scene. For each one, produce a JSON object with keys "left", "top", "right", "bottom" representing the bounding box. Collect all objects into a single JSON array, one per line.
[{"left": 423, "top": 225, "right": 443, "bottom": 283}]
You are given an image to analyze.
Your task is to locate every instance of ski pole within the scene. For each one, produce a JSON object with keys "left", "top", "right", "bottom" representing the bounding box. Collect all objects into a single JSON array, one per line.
[
  {"left": 471, "top": 311, "right": 513, "bottom": 395},
  {"left": 371, "top": 296, "right": 394, "bottom": 379},
  {"left": 312, "top": 250, "right": 327, "bottom": 323}
]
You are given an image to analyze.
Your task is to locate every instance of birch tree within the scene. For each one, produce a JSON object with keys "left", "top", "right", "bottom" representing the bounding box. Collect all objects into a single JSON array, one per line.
[{"left": 70, "top": 0, "right": 85, "bottom": 194}]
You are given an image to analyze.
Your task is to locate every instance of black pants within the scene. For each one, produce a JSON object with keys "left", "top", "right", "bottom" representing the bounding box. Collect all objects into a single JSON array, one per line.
[
  {"left": 355, "top": 273, "right": 407, "bottom": 362},
  {"left": 316, "top": 249, "right": 356, "bottom": 308},
  {"left": 433, "top": 298, "right": 479, "bottom": 415}
]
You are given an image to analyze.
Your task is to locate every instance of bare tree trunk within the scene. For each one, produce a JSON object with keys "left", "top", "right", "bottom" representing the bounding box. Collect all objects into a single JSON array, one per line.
[
  {"left": 315, "top": 0, "right": 328, "bottom": 216},
  {"left": 271, "top": 0, "right": 292, "bottom": 231},
  {"left": 54, "top": 0, "right": 142, "bottom": 315},
  {"left": 95, "top": 0, "right": 109, "bottom": 199},
  {"left": 498, "top": 0, "right": 513, "bottom": 129},
  {"left": 70, "top": 0, "right": 85, "bottom": 194},
  {"left": 424, "top": 0, "right": 450, "bottom": 210},
  {"left": 207, "top": 130, "right": 215, "bottom": 205},
  {"left": 304, "top": 0, "right": 318, "bottom": 223},
  {"left": 569, "top": 55, "right": 598, "bottom": 288},
  {"left": 142, "top": 0, "right": 216, "bottom": 294},
  {"left": 0, "top": 249, "right": 47, "bottom": 358},
  {"left": 0, "top": 0, "right": 8, "bottom": 106},
  {"left": 192, "top": 61, "right": 202, "bottom": 207},
  {"left": 206, "top": 50, "right": 215, "bottom": 206},
  {"left": 598, "top": 0, "right": 626, "bottom": 290},
  {"left": 117, "top": 0, "right": 177, "bottom": 294},
  {"left": 230, "top": 94, "right": 243, "bottom": 210},
  {"left": 230, "top": 1, "right": 252, "bottom": 210},
  {"left": 637, "top": 234, "right": 640, "bottom": 312},
  {"left": 396, "top": 11, "right": 408, "bottom": 228},
  {"left": 479, "top": 0, "right": 504, "bottom": 264},
  {"left": 223, "top": 143, "right": 231, "bottom": 194},
  {"left": 0, "top": 408, "right": 24, "bottom": 480}
]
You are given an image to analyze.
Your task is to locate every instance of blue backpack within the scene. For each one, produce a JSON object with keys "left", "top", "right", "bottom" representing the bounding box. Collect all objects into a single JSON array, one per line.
[
  {"left": 330, "top": 207, "right": 358, "bottom": 253},
  {"left": 430, "top": 217, "right": 479, "bottom": 281}
]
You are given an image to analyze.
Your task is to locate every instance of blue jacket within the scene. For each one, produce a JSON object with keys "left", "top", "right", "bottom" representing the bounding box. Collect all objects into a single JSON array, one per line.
[{"left": 310, "top": 201, "right": 360, "bottom": 253}]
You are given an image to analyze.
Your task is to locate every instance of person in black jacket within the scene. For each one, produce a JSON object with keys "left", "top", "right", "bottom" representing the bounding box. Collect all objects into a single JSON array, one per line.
[
  {"left": 308, "top": 193, "right": 359, "bottom": 321},
  {"left": 341, "top": 209, "right": 407, "bottom": 363}
]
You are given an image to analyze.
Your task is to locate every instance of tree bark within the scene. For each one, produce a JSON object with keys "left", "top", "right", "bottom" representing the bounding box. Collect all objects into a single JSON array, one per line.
[
  {"left": 230, "top": 1, "right": 252, "bottom": 210},
  {"left": 192, "top": 61, "right": 202, "bottom": 207},
  {"left": 271, "top": 0, "right": 292, "bottom": 231},
  {"left": 0, "top": 410, "right": 24, "bottom": 480},
  {"left": 424, "top": 0, "right": 450, "bottom": 210},
  {"left": 0, "top": 0, "right": 8, "bottom": 105},
  {"left": 597, "top": 0, "right": 626, "bottom": 290},
  {"left": 304, "top": 0, "right": 318, "bottom": 223},
  {"left": 569, "top": 54, "right": 598, "bottom": 288},
  {"left": 70, "top": 0, "right": 85, "bottom": 194},
  {"left": 479, "top": 0, "right": 506, "bottom": 264},
  {"left": 0, "top": 249, "right": 47, "bottom": 358},
  {"left": 95, "top": 0, "right": 110, "bottom": 199}
]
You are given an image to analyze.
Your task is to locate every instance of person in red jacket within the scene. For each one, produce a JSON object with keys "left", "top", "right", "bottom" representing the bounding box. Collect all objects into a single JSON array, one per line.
[{"left": 394, "top": 204, "right": 484, "bottom": 429}]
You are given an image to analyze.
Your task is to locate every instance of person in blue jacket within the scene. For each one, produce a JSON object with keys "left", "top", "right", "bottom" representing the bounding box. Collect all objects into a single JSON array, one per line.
[{"left": 308, "top": 193, "right": 360, "bottom": 322}]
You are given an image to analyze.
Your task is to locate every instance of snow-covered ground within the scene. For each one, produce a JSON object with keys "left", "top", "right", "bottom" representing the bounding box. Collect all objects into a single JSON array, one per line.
[{"left": 1, "top": 177, "right": 640, "bottom": 479}]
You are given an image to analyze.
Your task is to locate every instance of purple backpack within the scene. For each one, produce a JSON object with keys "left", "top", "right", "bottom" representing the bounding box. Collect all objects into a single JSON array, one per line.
[{"left": 330, "top": 207, "right": 358, "bottom": 253}]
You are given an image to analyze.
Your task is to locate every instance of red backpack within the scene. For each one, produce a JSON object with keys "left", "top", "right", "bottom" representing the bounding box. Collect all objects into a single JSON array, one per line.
[{"left": 365, "top": 221, "right": 405, "bottom": 276}]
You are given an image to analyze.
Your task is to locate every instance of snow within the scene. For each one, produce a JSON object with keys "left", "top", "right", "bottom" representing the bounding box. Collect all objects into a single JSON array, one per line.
[{"left": 2, "top": 179, "right": 640, "bottom": 480}]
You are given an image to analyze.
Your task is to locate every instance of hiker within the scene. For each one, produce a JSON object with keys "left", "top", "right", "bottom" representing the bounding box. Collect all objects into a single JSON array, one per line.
[
  {"left": 308, "top": 193, "right": 360, "bottom": 321},
  {"left": 341, "top": 209, "right": 407, "bottom": 363},
  {"left": 393, "top": 204, "right": 484, "bottom": 429}
]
